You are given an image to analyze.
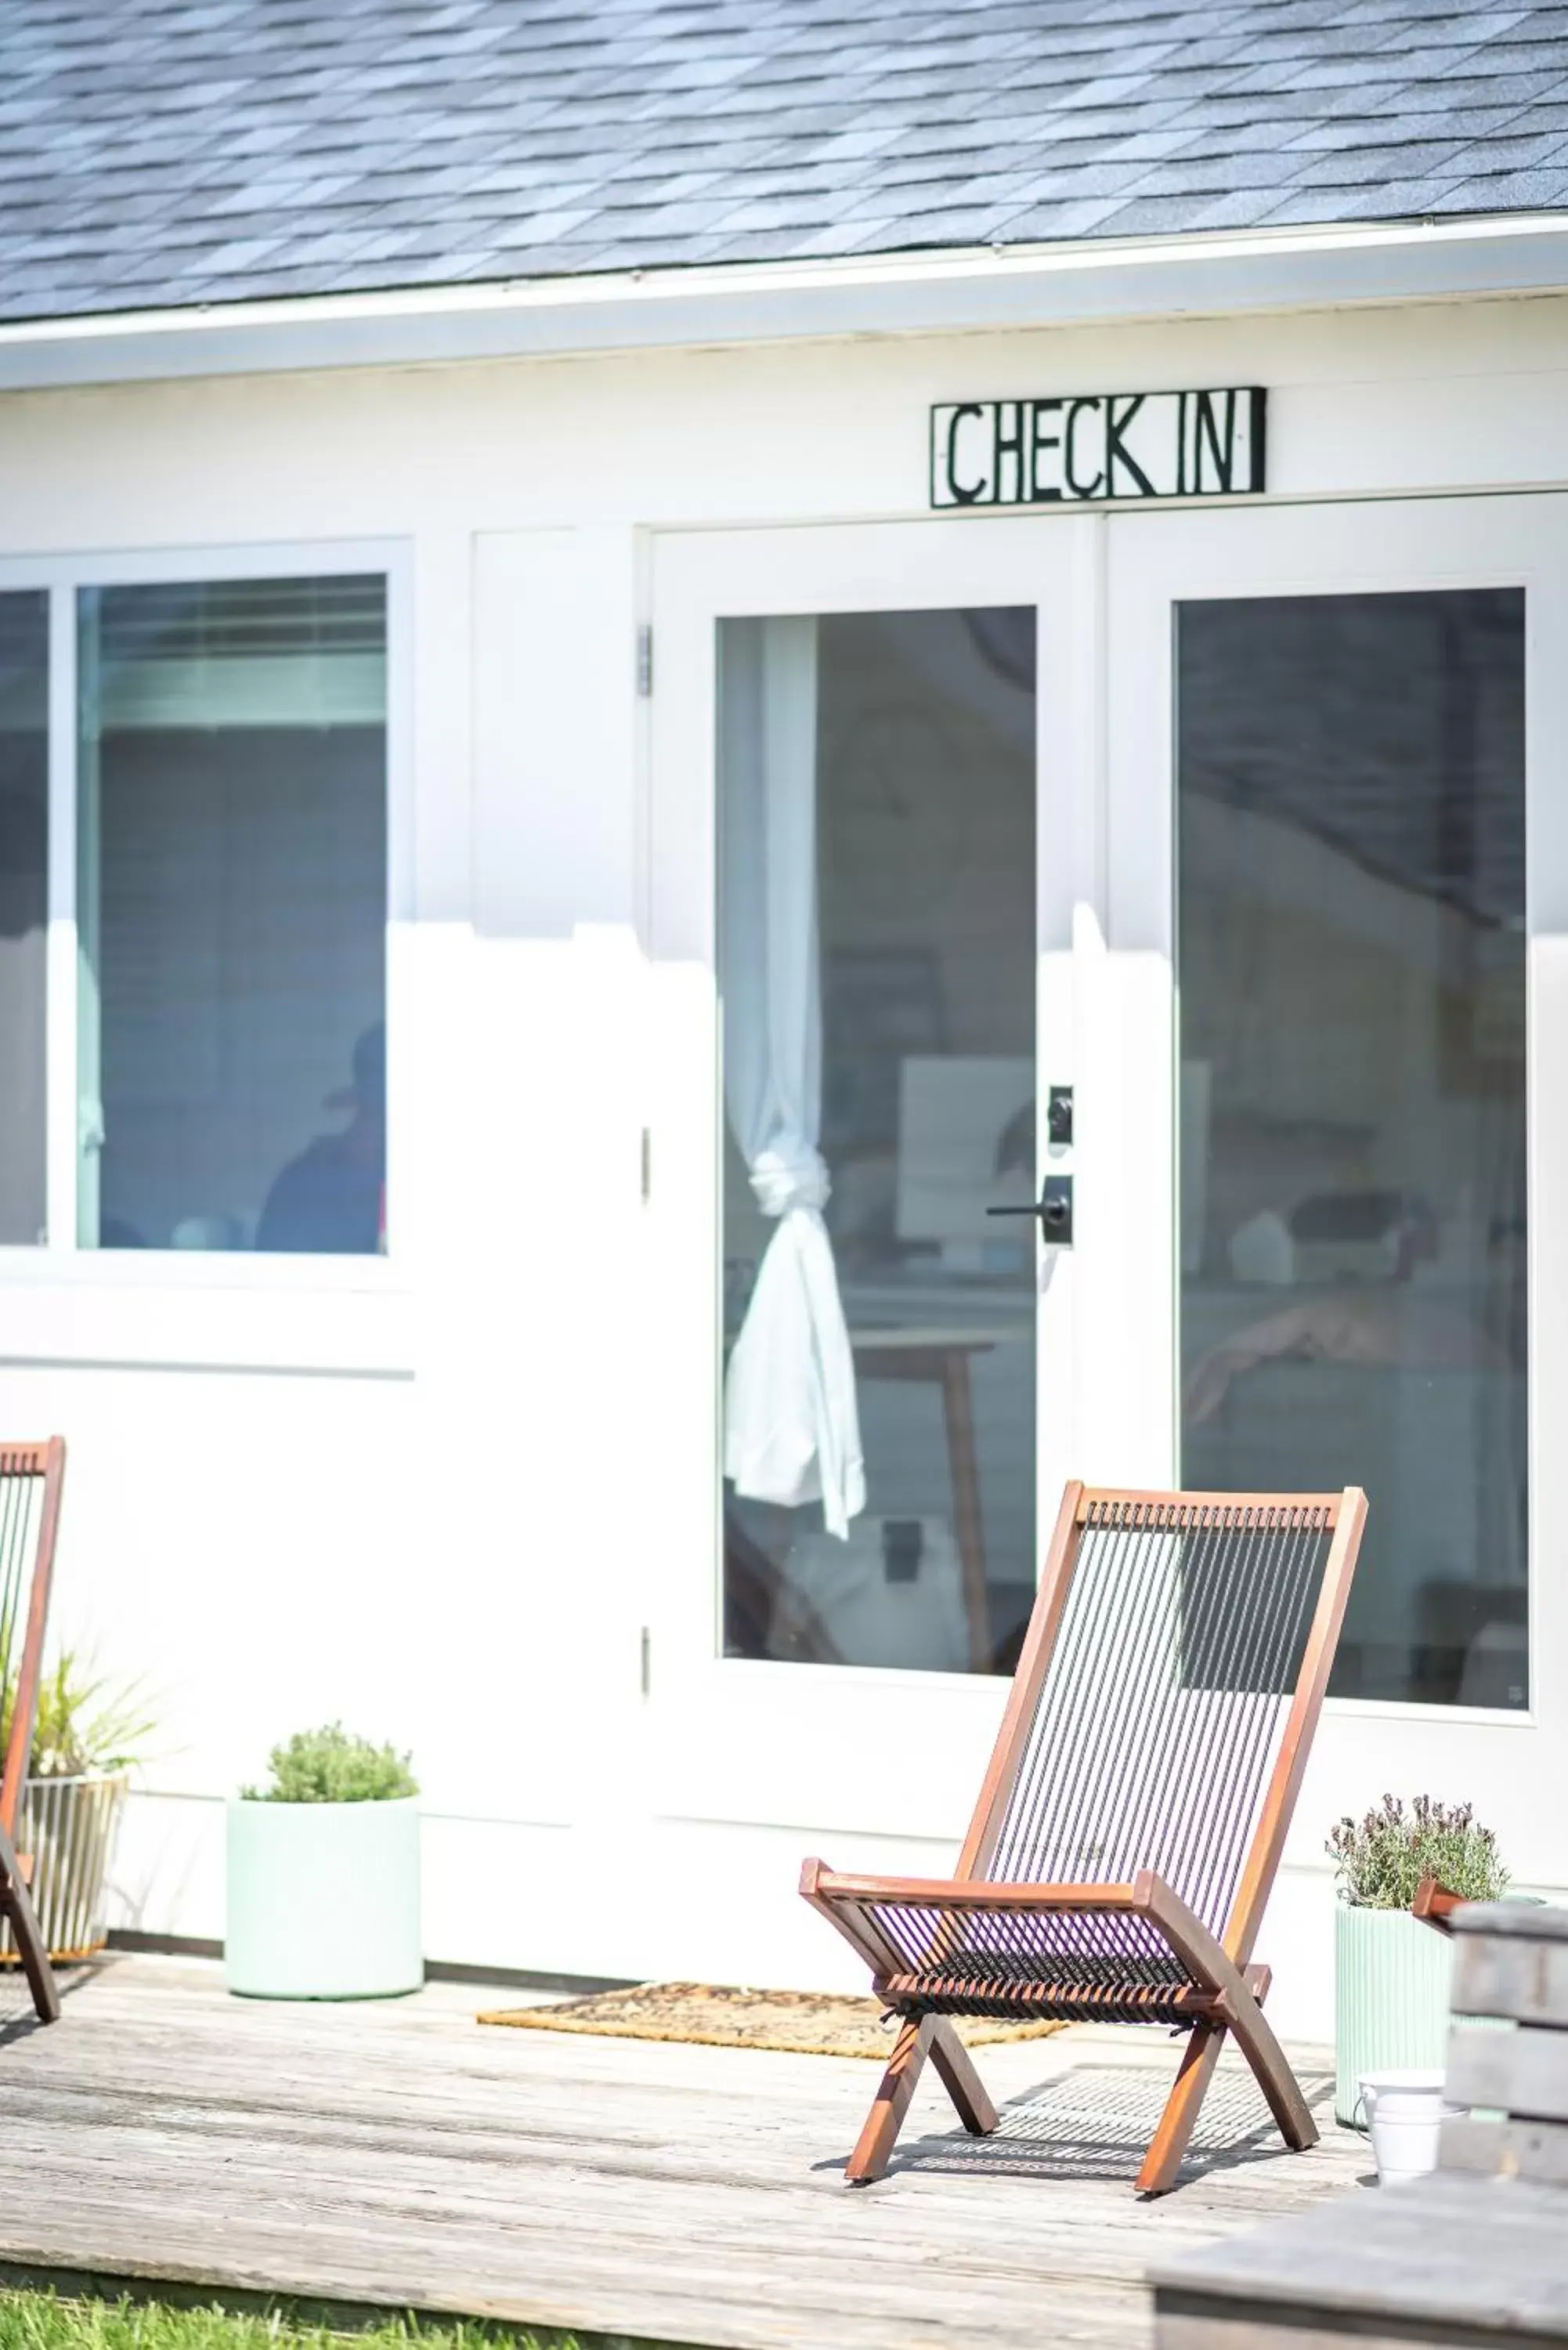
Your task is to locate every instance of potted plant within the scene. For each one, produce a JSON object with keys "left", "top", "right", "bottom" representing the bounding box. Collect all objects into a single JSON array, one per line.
[
  {"left": 1328, "top": 1794, "right": 1508, "bottom": 2125},
  {"left": 226, "top": 1723, "right": 421, "bottom": 1999},
  {"left": 0, "top": 1650, "right": 151, "bottom": 1965}
]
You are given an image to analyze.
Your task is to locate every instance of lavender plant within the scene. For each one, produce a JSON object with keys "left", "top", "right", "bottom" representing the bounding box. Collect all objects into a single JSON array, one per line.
[{"left": 1328, "top": 1793, "right": 1508, "bottom": 1909}]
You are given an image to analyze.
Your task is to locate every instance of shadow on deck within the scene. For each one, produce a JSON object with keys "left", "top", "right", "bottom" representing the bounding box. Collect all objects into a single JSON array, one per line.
[{"left": 879, "top": 2061, "right": 1340, "bottom": 2184}]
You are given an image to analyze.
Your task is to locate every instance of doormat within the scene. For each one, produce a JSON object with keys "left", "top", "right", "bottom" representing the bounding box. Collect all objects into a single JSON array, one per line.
[{"left": 478, "top": 1980, "right": 1068, "bottom": 2059}]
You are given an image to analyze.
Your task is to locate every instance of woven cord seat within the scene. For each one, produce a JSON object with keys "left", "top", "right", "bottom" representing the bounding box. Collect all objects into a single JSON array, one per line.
[
  {"left": 0, "top": 1440, "right": 66, "bottom": 2025},
  {"left": 802, "top": 1481, "right": 1367, "bottom": 2193}
]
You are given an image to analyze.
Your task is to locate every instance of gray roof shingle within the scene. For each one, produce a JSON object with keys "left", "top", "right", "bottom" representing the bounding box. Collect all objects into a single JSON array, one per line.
[{"left": 5, "top": 0, "right": 1568, "bottom": 323}]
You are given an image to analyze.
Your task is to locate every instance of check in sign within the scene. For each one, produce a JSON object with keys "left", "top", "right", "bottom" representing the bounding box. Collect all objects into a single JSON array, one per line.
[{"left": 931, "top": 387, "right": 1266, "bottom": 507}]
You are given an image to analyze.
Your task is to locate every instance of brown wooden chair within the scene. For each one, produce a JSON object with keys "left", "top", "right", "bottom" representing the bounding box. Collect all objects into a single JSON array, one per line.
[
  {"left": 1412, "top": 1875, "right": 1466, "bottom": 1934},
  {"left": 802, "top": 1481, "right": 1367, "bottom": 2194},
  {"left": 0, "top": 1440, "right": 66, "bottom": 2024}
]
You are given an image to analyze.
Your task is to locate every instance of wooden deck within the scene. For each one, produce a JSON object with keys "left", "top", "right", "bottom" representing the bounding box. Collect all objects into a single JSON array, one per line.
[{"left": 0, "top": 1954, "right": 1367, "bottom": 2350}]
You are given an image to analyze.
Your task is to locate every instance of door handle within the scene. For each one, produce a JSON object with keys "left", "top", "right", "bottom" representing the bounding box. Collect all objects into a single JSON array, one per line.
[{"left": 988, "top": 1175, "right": 1073, "bottom": 1246}]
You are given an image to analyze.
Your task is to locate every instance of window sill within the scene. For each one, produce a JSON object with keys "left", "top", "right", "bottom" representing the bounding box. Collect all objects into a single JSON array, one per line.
[
  {"left": 0, "top": 1245, "right": 399, "bottom": 1287},
  {"left": 0, "top": 1253, "right": 413, "bottom": 1376}
]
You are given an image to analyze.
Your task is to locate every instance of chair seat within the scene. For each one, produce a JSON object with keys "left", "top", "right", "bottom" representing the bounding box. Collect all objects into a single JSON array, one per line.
[{"left": 876, "top": 1957, "right": 1204, "bottom": 2028}]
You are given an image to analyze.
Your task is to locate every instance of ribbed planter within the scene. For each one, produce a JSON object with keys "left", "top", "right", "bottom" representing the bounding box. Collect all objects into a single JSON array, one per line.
[
  {"left": 0, "top": 1772, "right": 129, "bottom": 1965},
  {"left": 1335, "top": 1901, "right": 1454, "bottom": 2126},
  {"left": 226, "top": 1795, "right": 421, "bottom": 1999}
]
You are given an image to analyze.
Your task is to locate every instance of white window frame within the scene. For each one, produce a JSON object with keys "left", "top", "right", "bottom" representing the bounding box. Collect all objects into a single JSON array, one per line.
[{"left": 0, "top": 537, "right": 412, "bottom": 1311}]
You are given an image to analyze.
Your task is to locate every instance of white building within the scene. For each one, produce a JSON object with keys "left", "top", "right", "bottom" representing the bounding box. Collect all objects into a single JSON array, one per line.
[{"left": 1, "top": 0, "right": 1565, "bottom": 2039}]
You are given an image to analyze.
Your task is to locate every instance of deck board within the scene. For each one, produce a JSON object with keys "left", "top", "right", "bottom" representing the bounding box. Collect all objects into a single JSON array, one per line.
[{"left": 0, "top": 1956, "right": 1367, "bottom": 2350}]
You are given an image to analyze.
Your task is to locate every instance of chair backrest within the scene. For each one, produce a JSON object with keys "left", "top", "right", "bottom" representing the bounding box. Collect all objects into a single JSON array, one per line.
[
  {"left": 0, "top": 1440, "right": 66, "bottom": 1842},
  {"left": 959, "top": 1484, "right": 1367, "bottom": 1962}
]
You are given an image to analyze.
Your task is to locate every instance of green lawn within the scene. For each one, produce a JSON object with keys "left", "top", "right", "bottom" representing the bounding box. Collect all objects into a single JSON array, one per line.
[{"left": 0, "top": 2294, "right": 683, "bottom": 2350}]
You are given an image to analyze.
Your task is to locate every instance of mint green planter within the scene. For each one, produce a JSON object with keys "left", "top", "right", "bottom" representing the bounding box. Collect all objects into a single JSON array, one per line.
[
  {"left": 1335, "top": 1901, "right": 1453, "bottom": 2126},
  {"left": 225, "top": 1796, "right": 422, "bottom": 2000}
]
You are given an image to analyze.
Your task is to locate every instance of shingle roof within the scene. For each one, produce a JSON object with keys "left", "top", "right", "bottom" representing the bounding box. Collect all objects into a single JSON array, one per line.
[{"left": 7, "top": 0, "right": 1568, "bottom": 324}]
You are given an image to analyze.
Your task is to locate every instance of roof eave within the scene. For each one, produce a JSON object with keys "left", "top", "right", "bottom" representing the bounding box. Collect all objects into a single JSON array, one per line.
[{"left": 3, "top": 210, "right": 1568, "bottom": 391}]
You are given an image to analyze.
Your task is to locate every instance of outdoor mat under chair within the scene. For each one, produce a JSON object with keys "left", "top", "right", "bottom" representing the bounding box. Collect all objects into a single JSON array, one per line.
[
  {"left": 802, "top": 1480, "right": 1368, "bottom": 2194},
  {"left": 479, "top": 1980, "right": 1068, "bottom": 2059}
]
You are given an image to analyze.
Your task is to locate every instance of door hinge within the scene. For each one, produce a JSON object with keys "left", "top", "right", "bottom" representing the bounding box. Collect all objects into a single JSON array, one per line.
[{"left": 636, "top": 623, "right": 653, "bottom": 697}]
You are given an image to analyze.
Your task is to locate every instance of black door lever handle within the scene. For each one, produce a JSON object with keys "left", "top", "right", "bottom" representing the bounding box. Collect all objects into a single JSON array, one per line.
[{"left": 987, "top": 1176, "right": 1074, "bottom": 1246}]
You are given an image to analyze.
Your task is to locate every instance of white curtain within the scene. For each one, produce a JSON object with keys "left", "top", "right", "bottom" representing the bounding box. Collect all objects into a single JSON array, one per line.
[{"left": 721, "top": 616, "right": 865, "bottom": 1540}]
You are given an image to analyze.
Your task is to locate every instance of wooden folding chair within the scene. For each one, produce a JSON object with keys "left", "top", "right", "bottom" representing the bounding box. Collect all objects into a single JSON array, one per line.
[
  {"left": 0, "top": 1440, "right": 66, "bottom": 2024},
  {"left": 803, "top": 1481, "right": 1367, "bottom": 2194},
  {"left": 1412, "top": 1875, "right": 1466, "bottom": 1935}
]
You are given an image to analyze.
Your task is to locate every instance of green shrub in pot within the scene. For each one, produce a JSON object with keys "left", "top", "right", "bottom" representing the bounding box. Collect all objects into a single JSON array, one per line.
[
  {"left": 1329, "top": 1795, "right": 1508, "bottom": 2126},
  {"left": 227, "top": 1722, "right": 421, "bottom": 2001},
  {"left": 242, "top": 1723, "right": 417, "bottom": 1806}
]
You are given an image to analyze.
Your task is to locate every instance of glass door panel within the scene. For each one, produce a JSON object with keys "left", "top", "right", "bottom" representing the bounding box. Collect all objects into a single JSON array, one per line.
[
  {"left": 718, "top": 609, "right": 1037, "bottom": 1675},
  {"left": 1176, "top": 591, "right": 1526, "bottom": 1708}
]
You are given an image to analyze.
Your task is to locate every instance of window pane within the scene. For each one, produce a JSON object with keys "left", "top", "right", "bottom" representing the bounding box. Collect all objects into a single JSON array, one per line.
[
  {"left": 719, "top": 609, "right": 1036, "bottom": 1675},
  {"left": 1178, "top": 591, "right": 1526, "bottom": 1707},
  {"left": 78, "top": 577, "right": 387, "bottom": 1253},
  {"left": 0, "top": 593, "right": 48, "bottom": 1246}
]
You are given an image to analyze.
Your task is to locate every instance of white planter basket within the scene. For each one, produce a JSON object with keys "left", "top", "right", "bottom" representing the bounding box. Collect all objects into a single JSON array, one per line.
[{"left": 0, "top": 1772, "right": 129, "bottom": 1965}]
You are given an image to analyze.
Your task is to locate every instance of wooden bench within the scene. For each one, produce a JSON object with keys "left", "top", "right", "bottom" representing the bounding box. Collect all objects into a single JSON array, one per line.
[{"left": 1151, "top": 1899, "right": 1568, "bottom": 2349}]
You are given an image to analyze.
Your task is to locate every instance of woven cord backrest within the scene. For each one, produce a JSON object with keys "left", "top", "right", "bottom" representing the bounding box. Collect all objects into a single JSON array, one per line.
[
  {"left": 985, "top": 1496, "right": 1336, "bottom": 1943},
  {"left": 0, "top": 1441, "right": 64, "bottom": 1842}
]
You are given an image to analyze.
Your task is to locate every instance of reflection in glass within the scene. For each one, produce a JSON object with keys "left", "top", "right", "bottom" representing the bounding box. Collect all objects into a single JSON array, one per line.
[
  {"left": 720, "top": 609, "right": 1036, "bottom": 1675},
  {"left": 1178, "top": 591, "right": 1526, "bottom": 1706},
  {"left": 77, "top": 577, "right": 387, "bottom": 1253},
  {"left": 0, "top": 593, "right": 47, "bottom": 1245}
]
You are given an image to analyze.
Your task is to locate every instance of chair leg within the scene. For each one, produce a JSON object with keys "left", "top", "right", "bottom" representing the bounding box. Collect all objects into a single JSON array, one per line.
[
  {"left": 0, "top": 1822, "right": 59, "bottom": 2026},
  {"left": 1137, "top": 2019, "right": 1227, "bottom": 2195},
  {"left": 1139, "top": 1966, "right": 1317, "bottom": 2196},
  {"left": 845, "top": 2015, "right": 934, "bottom": 2186},
  {"left": 927, "top": 2016, "right": 997, "bottom": 2136},
  {"left": 1225, "top": 1971, "right": 1317, "bottom": 2156}
]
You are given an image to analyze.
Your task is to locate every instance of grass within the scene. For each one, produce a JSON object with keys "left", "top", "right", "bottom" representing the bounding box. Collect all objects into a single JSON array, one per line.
[{"left": 0, "top": 2293, "right": 688, "bottom": 2350}]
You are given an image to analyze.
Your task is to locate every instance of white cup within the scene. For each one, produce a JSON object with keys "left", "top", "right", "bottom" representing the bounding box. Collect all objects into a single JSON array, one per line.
[{"left": 1357, "top": 2068, "right": 1458, "bottom": 2184}]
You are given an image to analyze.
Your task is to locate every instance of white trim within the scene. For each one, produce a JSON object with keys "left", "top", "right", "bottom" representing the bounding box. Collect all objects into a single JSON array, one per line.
[
  {"left": 5, "top": 214, "right": 1568, "bottom": 390},
  {"left": 0, "top": 540, "right": 405, "bottom": 589},
  {"left": 0, "top": 1245, "right": 399, "bottom": 1292}
]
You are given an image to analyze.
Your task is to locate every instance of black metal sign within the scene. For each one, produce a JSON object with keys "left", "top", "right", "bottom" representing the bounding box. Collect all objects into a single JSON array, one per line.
[{"left": 930, "top": 386, "right": 1266, "bottom": 508}]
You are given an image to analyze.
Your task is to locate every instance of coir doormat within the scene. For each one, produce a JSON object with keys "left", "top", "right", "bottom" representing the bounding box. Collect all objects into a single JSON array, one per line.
[{"left": 478, "top": 1979, "right": 1068, "bottom": 2059}]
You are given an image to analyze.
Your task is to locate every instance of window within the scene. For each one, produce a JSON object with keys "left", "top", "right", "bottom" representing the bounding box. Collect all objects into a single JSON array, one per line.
[
  {"left": 75, "top": 575, "right": 388, "bottom": 1253},
  {"left": 1177, "top": 590, "right": 1526, "bottom": 1708},
  {"left": 0, "top": 593, "right": 48, "bottom": 1246}
]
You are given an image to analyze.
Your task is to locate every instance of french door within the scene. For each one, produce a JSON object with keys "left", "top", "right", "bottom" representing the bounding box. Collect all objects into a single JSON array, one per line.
[
  {"left": 644, "top": 519, "right": 1088, "bottom": 1847},
  {"left": 645, "top": 494, "right": 1568, "bottom": 1908},
  {"left": 1099, "top": 494, "right": 1567, "bottom": 1880}
]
